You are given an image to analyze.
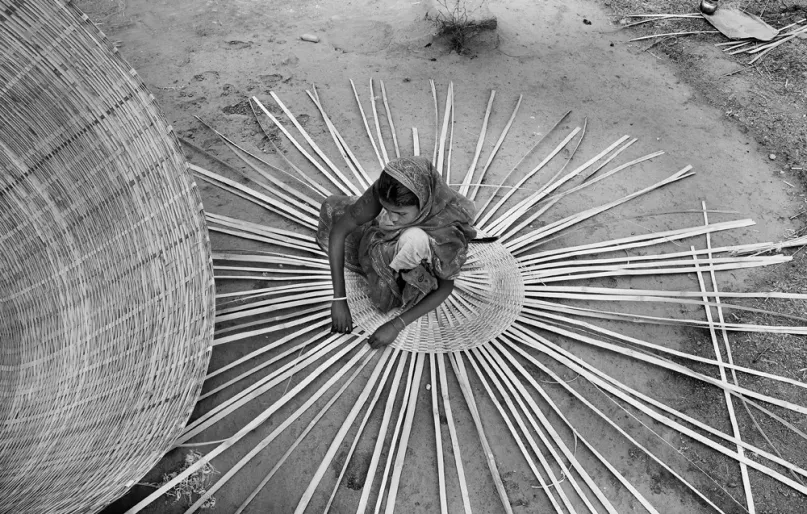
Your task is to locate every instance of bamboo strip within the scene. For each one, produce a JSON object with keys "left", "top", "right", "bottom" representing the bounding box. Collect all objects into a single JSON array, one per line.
[
  {"left": 513, "top": 330, "right": 807, "bottom": 489},
  {"left": 460, "top": 90, "right": 495, "bottom": 196},
  {"left": 184, "top": 341, "right": 374, "bottom": 513},
  {"left": 749, "top": 25, "right": 807, "bottom": 64},
  {"left": 192, "top": 164, "right": 319, "bottom": 227},
  {"left": 233, "top": 348, "right": 373, "bottom": 514},
  {"left": 207, "top": 211, "right": 318, "bottom": 241},
  {"left": 125, "top": 336, "right": 367, "bottom": 513},
  {"left": 449, "top": 353, "right": 514, "bottom": 514},
  {"left": 485, "top": 343, "right": 649, "bottom": 514},
  {"left": 508, "top": 166, "right": 694, "bottom": 253},
  {"left": 216, "top": 285, "right": 331, "bottom": 315},
  {"left": 380, "top": 80, "right": 400, "bottom": 159},
  {"left": 295, "top": 347, "right": 395, "bottom": 513},
  {"left": 431, "top": 79, "right": 439, "bottom": 165},
  {"left": 476, "top": 127, "right": 581, "bottom": 227},
  {"left": 215, "top": 305, "right": 327, "bottom": 337},
  {"left": 497, "top": 337, "right": 727, "bottom": 513},
  {"left": 214, "top": 251, "right": 327, "bottom": 268},
  {"left": 468, "top": 94, "right": 522, "bottom": 202},
  {"left": 324, "top": 349, "right": 401, "bottom": 512},
  {"left": 215, "top": 280, "right": 331, "bottom": 301},
  {"left": 253, "top": 96, "right": 357, "bottom": 196},
  {"left": 384, "top": 352, "right": 426, "bottom": 514},
  {"left": 213, "top": 309, "right": 331, "bottom": 346},
  {"left": 466, "top": 348, "right": 568, "bottom": 513},
  {"left": 429, "top": 353, "right": 448, "bottom": 514},
  {"left": 269, "top": 92, "right": 363, "bottom": 195},
  {"left": 629, "top": 30, "right": 720, "bottom": 42},
  {"left": 521, "top": 309, "right": 807, "bottom": 390},
  {"left": 474, "top": 109, "right": 571, "bottom": 217},
  {"left": 356, "top": 352, "right": 410, "bottom": 513},
  {"left": 306, "top": 88, "right": 371, "bottom": 191},
  {"left": 183, "top": 334, "right": 346, "bottom": 442},
  {"left": 309, "top": 85, "right": 373, "bottom": 189},
  {"left": 581, "top": 137, "right": 638, "bottom": 182},
  {"left": 207, "top": 225, "right": 323, "bottom": 255},
  {"left": 373, "top": 354, "right": 417, "bottom": 513},
  {"left": 438, "top": 353, "right": 472, "bottom": 514},
  {"left": 447, "top": 85, "right": 455, "bottom": 184},
  {"left": 519, "top": 316, "right": 807, "bottom": 414},
  {"left": 412, "top": 127, "right": 420, "bottom": 156},
  {"left": 516, "top": 219, "right": 757, "bottom": 267},
  {"left": 436, "top": 82, "right": 453, "bottom": 177},
  {"left": 369, "top": 78, "right": 390, "bottom": 165}
]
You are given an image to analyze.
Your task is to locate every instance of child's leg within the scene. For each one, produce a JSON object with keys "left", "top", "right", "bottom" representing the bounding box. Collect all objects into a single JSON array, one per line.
[{"left": 389, "top": 227, "right": 431, "bottom": 272}]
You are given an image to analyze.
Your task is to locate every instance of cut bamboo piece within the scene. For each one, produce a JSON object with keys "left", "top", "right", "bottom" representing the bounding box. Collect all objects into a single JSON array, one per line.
[
  {"left": 460, "top": 90, "right": 495, "bottom": 196},
  {"left": 356, "top": 352, "right": 410, "bottom": 513},
  {"left": 438, "top": 353, "right": 472, "bottom": 514},
  {"left": 447, "top": 85, "right": 455, "bottom": 184},
  {"left": 380, "top": 80, "right": 401, "bottom": 159},
  {"left": 430, "top": 79, "right": 439, "bottom": 165},
  {"left": 126, "top": 337, "right": 368, "bottom": 514},
  {"left": 449, "top": 353, "right": 513, "bottom": 514},
  {"left": 412, "top": 127, "right": 420, "bottom": 156},
  {"left": 429, "top": 353, "right": 448, "bottom": 514},
  {"left": 370, "top": 78, "right": 390, "bottom": 165},
  {"left": 295, "top": 347, "right": 395, "bottom": 513}
]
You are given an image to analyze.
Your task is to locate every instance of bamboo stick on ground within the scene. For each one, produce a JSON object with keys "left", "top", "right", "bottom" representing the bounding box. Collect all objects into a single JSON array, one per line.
[
  {"left": 380, "top": 80, "right": 401, "bottom": 159},
  {"left": 429, "top": 353, "right": 448, "bottom": 514},
  {"left": 351, "top": 79, "right": 385, "bottom": 169},
  {"left": 431, "top": 79, "right": 439, "bottom": 165},
  {"left": 438, "top": 353, "right": 473, "bottom": 514},
  {"left": 412, "top": 127, "right": 420, "bottom": 156},
  {"left": 468, "top": 94, "right": 522, "bottom": 202},
  {"left": 370, "top": 79, "right": 391, "bottom": 165},
  {"left": 436, "top": 82, "right": 453, "bottom": 178}
]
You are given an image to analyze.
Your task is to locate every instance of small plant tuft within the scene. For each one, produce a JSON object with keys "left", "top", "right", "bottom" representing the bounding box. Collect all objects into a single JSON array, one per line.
[
  {"left": 430, "top": 0, "right": 495, "bottom": 54},
  {"left": 143, "top": 450, "right": 219, "bottom": 509}
]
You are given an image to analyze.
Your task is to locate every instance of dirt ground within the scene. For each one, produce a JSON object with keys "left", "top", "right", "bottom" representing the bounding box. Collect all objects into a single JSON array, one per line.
[{"left": 76, "top": 0, "right": 807, "bottom": 512}]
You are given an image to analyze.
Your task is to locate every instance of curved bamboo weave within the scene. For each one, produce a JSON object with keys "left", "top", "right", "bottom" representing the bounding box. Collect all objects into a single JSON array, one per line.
[{"left": 0, "top": 2, "right": 215, "bottom": 513}]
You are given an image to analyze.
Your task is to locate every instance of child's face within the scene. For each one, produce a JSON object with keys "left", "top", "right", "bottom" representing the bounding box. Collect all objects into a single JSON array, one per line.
[{"left": 379, "top": 199, "right": 419, "bottom": 227}]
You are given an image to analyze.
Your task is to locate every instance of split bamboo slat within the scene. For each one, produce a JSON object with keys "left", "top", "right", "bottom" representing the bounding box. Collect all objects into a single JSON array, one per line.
[
  {"left": 0, "top": 2, "right": 214, "bottom": 513},
  {"left": 115, "top": 72, "right": 807, "bottom": 514}
]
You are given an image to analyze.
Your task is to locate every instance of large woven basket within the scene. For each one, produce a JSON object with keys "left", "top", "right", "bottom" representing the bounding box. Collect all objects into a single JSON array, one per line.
[{"left": 0, "top": 2, "right": 215, "bottom": 512}]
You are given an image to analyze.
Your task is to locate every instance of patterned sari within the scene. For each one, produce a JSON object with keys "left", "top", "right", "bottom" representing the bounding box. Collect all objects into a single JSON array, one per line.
[{"left": 317, "top": 157, "right": 477, "bottom": 312}]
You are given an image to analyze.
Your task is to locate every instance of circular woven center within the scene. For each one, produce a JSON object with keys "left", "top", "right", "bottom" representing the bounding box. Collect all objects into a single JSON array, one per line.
[{"left": 346, "top": 242, "right": 524, "bottom": 353}]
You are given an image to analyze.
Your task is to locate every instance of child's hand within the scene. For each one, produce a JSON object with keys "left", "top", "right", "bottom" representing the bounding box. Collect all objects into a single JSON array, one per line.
[
  {"left": 368, "top": 321, "right": 400, "bottom": 349},
  {"left": 331, "top": 301, "right": 353, "bottom": 333}
]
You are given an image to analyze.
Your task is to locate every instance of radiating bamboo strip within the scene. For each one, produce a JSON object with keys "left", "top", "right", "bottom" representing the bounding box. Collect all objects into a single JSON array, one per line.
[
  {"left": 324, "top": 348, "right": 401, "bottom": 512},
  {"left": 215, "top": 280, "right": 331, "bottom": 301},
  {"left": 460, "top": 90, "right": 495, "bottom": 196},
  {"left": 216, "top": 284, "right": 331, "bottom": 315},
  {"left": 234, "top": 347, "right": 373, "bottom": 514},
  {"left": 508, "top": 166, "right": 694, "bottom": 254},
  {"left": 185, "top": 343, "right": 376, "bottom": 514},
  {"left": 581, "top": 137, "right": 639, "bottom": 183},
  {"left": 192, "top": 163, "right": 319, "bottom": 228},
  {"left": 466, "top": 348, "right": 568, "bottom": 513},
  {"left": 373, "top": 354, "right": 417, "bottom": 513},
  {"left": 521, "top": 309, "right": 807, "bottom": 390},
  {"left": 380, "top": 80, "right": 400, "bottom": 159},
  {"left": 254, "top": 96, "right": 357, "bottom": 196},
  {"left": 498, "top": 337, "right": 727, "bottom": 514},
  {"left": 513, "top": 330, "right": 807, "bottom": 490},
  {"left": 126, "top": 336, "right": 367, "bottom": 514},
  {"left": 430, "top": 79, "right": 439, "bottom": 165},
  {"left": 384, "top": 352, "right": 426, "bottom": 514},
  {"left": 207, "top": 225, "right": 323, "bottom": 255},
  {"left": 183, "top": 334, "right": 346, "bottom": 442},
  {"left": 691, "top": 243, "right": 755, "bottom": 513},
  {"left": 208, "top": 215, "right": 321, "bottom": 251},
  {"left": 473, "top": 109, "right": 570, "bottom": 218},
  {"left": 412, "top": 127, "right": 420, "bottom": 156},
  {"left": 436, "top": 82, "right": 452, "bottom": 177},
  {"left": 269, "top": 92, "right": 363, "bottom": 195},
  {"left": 295, "top": 347, "right": 395, "bottom": 513},
  {"left": 438, "top": 353, "right": 472, "bottom": 514},
  {"left": 429, "top": 353, "right": 448, "bottom": 514},
  {"left": 215, "top": 305, "right": 327, "bottom": 337},
  {"left": 369, "top": 78, "right": 390, "bottom": 165},
  {"left": 516, "top": 219, "right": 757, "bottom": 267},
  {"left": 467, "top": 94, "right": 523, "bottom": 202},
  {"left": 214, "top": 251, "right": 328, "bottom": 268},
  {"left": 213, "top": 309, "right": 331, "bottom": 346},
  {"left": 356, "top": 352, "right": 410, "bottom": 513},
  {"left": 476, "top": 127, "right": 581, "bottom": 227},
  {"left": 449, "top": 353, "right": 514, "bottom": 514},
  {"left": 306, "top": 87, "right": 371, "bottom": 191},
  {"left": 447, "top": 85, "right": 455, "bottom": 184}
]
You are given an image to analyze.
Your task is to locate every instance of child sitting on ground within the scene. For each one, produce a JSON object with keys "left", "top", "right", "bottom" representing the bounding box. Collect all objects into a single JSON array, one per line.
[{"left": 316, "top": 156, "right": 477, "bottom": 348}]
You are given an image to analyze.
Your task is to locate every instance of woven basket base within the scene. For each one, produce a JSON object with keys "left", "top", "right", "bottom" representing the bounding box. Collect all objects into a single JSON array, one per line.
[{"left": 346, "top": 242, "right": 524, "bottom": 353}]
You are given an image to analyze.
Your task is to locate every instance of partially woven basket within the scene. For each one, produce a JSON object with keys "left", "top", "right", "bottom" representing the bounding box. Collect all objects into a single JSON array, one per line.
[{"left": 0, "top": 2, "right": 214, "bottom": 513}]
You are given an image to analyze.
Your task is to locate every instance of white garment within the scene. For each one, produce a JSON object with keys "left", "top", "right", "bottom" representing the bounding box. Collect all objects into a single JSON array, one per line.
[{"left": 389, "top": 227, "right": 432, "bottom": 272}]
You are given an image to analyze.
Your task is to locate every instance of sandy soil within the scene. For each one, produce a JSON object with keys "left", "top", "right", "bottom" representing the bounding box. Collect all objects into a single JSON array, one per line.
[{"left": 78, "top": 0, "right": 807, "bottom": 512}]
